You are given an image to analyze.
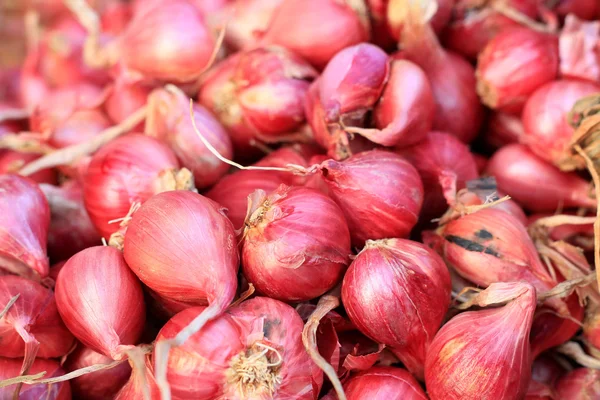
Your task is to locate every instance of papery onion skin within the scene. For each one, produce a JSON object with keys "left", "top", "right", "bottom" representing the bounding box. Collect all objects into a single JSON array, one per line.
[
  {"left": 64, "top": 345, "right": 132, "bottom": 400},
  {"left": 146, "top": 88, "right": 233, "bottom": 189},
  {"left": 155, "top": 297, "right": 322, "bottom": 400},
  {"left": 476, "top": 28, "right": 558, "bottom": 115},
  {"left": 555, "top": 368, "right": 600, "bottom": 399},
  {"left": 0, "top": 151, "right": 57, "bottom": 185},
  {"left": 41, "top": 181, "right": 100, "bottom": 262},
  {"left": 222, "top": 0, "right": 284, "bottom": 50},
  {"left": 319, "top": 150, "right": 423, "bottom": 247},
  {"left": 123, "top": 191, "right": 238, "bottom": 308},
  {"left": 339, "top": 366, "right": 428, "bottom": 400},
  {"left": 521, "top": 79, "right": 600, "bottom": 165},
  {"left": 559, "top": 15, "right": 600, "bottom": 83},
  {"left": 83, "top": 133, "right": 181, "bottom": 239},
  {"left": 0, "top": 357, "right": 71, "bottom": 400},
  {"left": 242, "top": 185, "right": 351, "bottom": 301},
  {"left": 0, "top": 174, "right": 50, "bottom": 279},
  {"left": 486, "top": 144, "right": 595, "bottom": 212},
  {"left": 342, "top": 239, "right": 451, "bottom": 380},
  {"left": 386, "top": 0, "right": 454, "bottom": 39},
  {"left": 55, "top": 246, "right": 146, "bottom": 360},
  {"left": 259, "top": 0, "right": 370, "bottom": 69},
  {"left": 0, "top": 275, "right": 74, "bottom": 359},
  {"left": 119, "top": 0, "right": 215, "bottom": 82},
  {"left": 398, "top": 131, "right": 479, "bottom": 221},
  {"left": 352, "top": 59, "right": 434, "bottom": 147},
  {"left": 425, "top": 282, "right": 536, "bottom": 400}
]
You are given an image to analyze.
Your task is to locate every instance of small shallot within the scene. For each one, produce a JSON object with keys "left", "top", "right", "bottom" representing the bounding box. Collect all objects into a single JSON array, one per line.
[{"left": 0, "top": 357, "right": 71, "bottom": 400}]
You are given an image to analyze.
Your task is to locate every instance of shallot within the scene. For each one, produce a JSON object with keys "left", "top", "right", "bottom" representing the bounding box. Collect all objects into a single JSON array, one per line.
[
  {"left": 0, "top": 357, "right": 71, "bottom": 400},
  {"left": 555, "top": 368, "right": 600, "bottom": 399}
]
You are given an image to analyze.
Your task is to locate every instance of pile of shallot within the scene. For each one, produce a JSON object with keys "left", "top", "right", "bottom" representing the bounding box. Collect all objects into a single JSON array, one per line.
[{"left": 1, "top": 0, "right": 600, "bottom": 399}]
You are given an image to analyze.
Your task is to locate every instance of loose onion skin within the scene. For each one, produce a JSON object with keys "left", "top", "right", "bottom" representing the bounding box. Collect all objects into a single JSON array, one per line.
[
  {"left": 55, "top": 246, "right": 146, "bottom": 360},
  {"left": 334, "top": 366, "right": 428, "bottom": 400},
  {"left": 155, "top": 297, "right": 322, "bottom": 399},
  {"left": 123, "top": 191, "right": 238, "bottom": 308},
  {"left": 83, "top": 133, "right": 182, "bottom": 239},
  {"left": 0, "top": 357, "right": 71, "bottom": 400},
  {"left": 319, "top": 150, "right": 423, "bottom": 247},
  {"left": 555, "top": 368, "right": 600, "bottom": 399},
  {"left": 486, "top": 144, "right": 596, "bottom": 211},
  {"left": 0, "top": 174, "right": 50, "bottom": 279},
  {"left": 242, "top": 185, "right": 351, "bottom": 301},
  {"left": 559, "top": 15, "right": 600, "bottom": 83},
  {"left": 118, "top": 0, "right": 215, "bottom": 82},
  {"left": 259, "top": 0, "right": 370, "bottom": 69},
  {"left": 222, "top": 0, "right": 284, "bottom": 50},
  {"left": 521, "top": 79, "right": 600, "bottom": 166},
  {"left": 40, "top": 181, "right": 100, "bottom": 262},
  {"left": 342, "top": 239, "right": 451, "bottom": 380},
  {"left": 64, "top": 346, "right": 132, "bottom": 400},
  {"left": 398, "top": 131, "right": 479, "bottom": 222},
  {"left": 477, "top": 28, "right": 559, "bottom": 115},
  {"left": 0, "top": 276, "right": 74, "bottom": 367},
  {"left": 425, "top": 282, "right": 536, "bottom": 400},
  {"left": 147, "top": 87, "right": 233, "bottom": 189}
]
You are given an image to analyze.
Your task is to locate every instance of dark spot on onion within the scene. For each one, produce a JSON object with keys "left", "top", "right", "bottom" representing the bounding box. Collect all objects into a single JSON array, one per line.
[
  {"left": 475, "top": 229, "right": 493, "bottom": 240},
  {"left": 263, "top": 318, "right": 281, "bottom": 337},
  {"left": 445, "top": 235, "right": 501, "bottom": 258}
]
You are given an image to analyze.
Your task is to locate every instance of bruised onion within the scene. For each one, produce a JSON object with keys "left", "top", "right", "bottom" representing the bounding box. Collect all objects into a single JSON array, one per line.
[
  {"left": 555, "top": 368, "right": 600, "bottom": 399},
  {"left": 346, "top": 59, "right": 434, "bottom": 148},
  {"left": 398, "top": 131, "right": 479, "bottom": 221},
  {"left": 55, "top": 246, "right": 146, "bottom": 360},
  {"left": 258, "top": 0, "right": 370, "bottom": 69},
  {"left": 486, "top": 144, "right": 595, "bottom": 211},
  {"left": 521, "top": 79, "right": 600, "bottom": 166},
  {"left": 154, "top": 297, "right": 322, "bottom": 399},
  {"left": 342, "top": 239, "right": 451, "bottom": 379},
  {"left": 559, "top": 15, "right": 600, "bottom": 83},
  {"left": 241, "top": 185, "right": 351, "bottom": 301},
  {"left": 425, "top": 282, "right": 536, "bottom": 400},
  {"left": 333, "top": 366, "right": 427, "bottom": 399},
  {"left": 0, "top": 357, "right": 71, "bottom": 400},
  {"left": 147, "top": 86, "right": 232, "bottom": 189},
  {"left": 64, "top": 346, "right": 132, "bottom": 400},
  {"left": 318, "top": 150, "right": 423, "bottom": 247},
  {"left": 199, "top": 47, "right": 316, "bottom": 152},
  {"left": 0, "top": 174, "right": 50, "bottom": 279},
  {"left": 0, "top": 275, "right": 74, "bottom": 376},
  {"left": 40, "top": 181, "right": 100, "bottom": 262},
  {"left": 83, "top": 133, "right": 192, "bottom": 239},
  {"left": 477, "top": 28, "right": 558, "bottom": 114}
]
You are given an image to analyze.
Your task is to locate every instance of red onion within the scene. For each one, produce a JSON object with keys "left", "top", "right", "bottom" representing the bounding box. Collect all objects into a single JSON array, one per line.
[
  {"left": 521, "top": 79, "right": 600, "bottom": 166},
  {"left": 55, "top": 246, "right": 146, "bottom": 360},
  {"left": 241, "top": 185, "right": 350, "bottom": 301},
  {"left": 486, "top": 144, "right": 596, "bottom": 211},
  {"left": 83, "top": 133, "right": 190, "bottom": 239},
  {"left": 444, "top": 0, "right": 540, "bottom": 60},
  {"left": 223, "top": 0, "right": 284, "bottom": 50},
  {"left": 547, "top": 0, "right": 600, "bottom": 20},
  {"left": 105, "top": 78, "right": 151, "bottom": 131},
  {"left": 146, "top": 86, "right": 232, "bottom": 189},
  {"left": 425, "top": 282, "right": 536, "bottom": 400},
  {"left": 205, "top": 145, "right": 316, "bottom": 228},
  {"left": 555, "top": 368, "right": 600, "bottom": 399},
  {"left": 0, "top": 174, "right": 50, "bottom": 279},
  {"left": 199, "top": 47, "right": 316, "bottom": 153},
  {"left": 258, "top": 0, "right": 370, "bottom": 69},
  {"left": 0, "top": 151, "right": 57, "bottom": 185},
  {"left": 346, "top": 59, "right": 434, "bottom": 148},
  {"left": 399, "top": 5, "right": 483, "bottom": 143},
  {"left": 0, "top": 275, "right": 74, "bottom": 375},
  {"left": 50, "top": 109, "right": 112, "bottom": 149},
  {"left": 116, "top": 0, "right": 216, "bottom": 82},
  {"left": 431, "top": 207, "right": 567, "bottom": 313},
  {"left": 477, "top": 28, "right": 558, "bottom": 115},
  {"left": 485, "top": 111, "right": 525, "bottom": 149},
  {"left": 114, "top": 355, "right": 160, "bottom": 400},
  {"left": 40, "top": 181, "right": 100, "bottom": 262},
  {"left": 317, "top": 150, "right": 423, "bottom": 247},
  {"left": 342, "top": 239, "right": 451, "bottom": 379},
  {"left": 0, "top": 357, "right": 71, "bottom": 400},
  {"left": 531, "top": 354, "right": 567, "bottom": 386},
  {"left": 526, "top": 380, "right": 554, "bottom": 400},
  {"left": 473, "top": 154, "right": 488, "bottom": 175},
  {"left": 398, "top": 131, "right": 479, "bottom": 221},
  {"left": 559, "top": 15, "right": 600, "bottom": 83},
  {"left": 584, "top": 305, "right": 600, "bottom": 350},
  {"left": 333, "top": 366, "right": 427, "bottom": 399},
  {"left": 387, "top": 0, "right": 454, "bottom": 39},
  {"left": 64, "top": 345, "right": 132, "bottom": 400},
  {"left": 154, "top": 297, "right": 322, "bottom": 399},
  {"left": 100, "top": 1, "right": 133, "bottom": 36},
  {"left": 305, "top": 43, "right": 388, "bottom": 157}
]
